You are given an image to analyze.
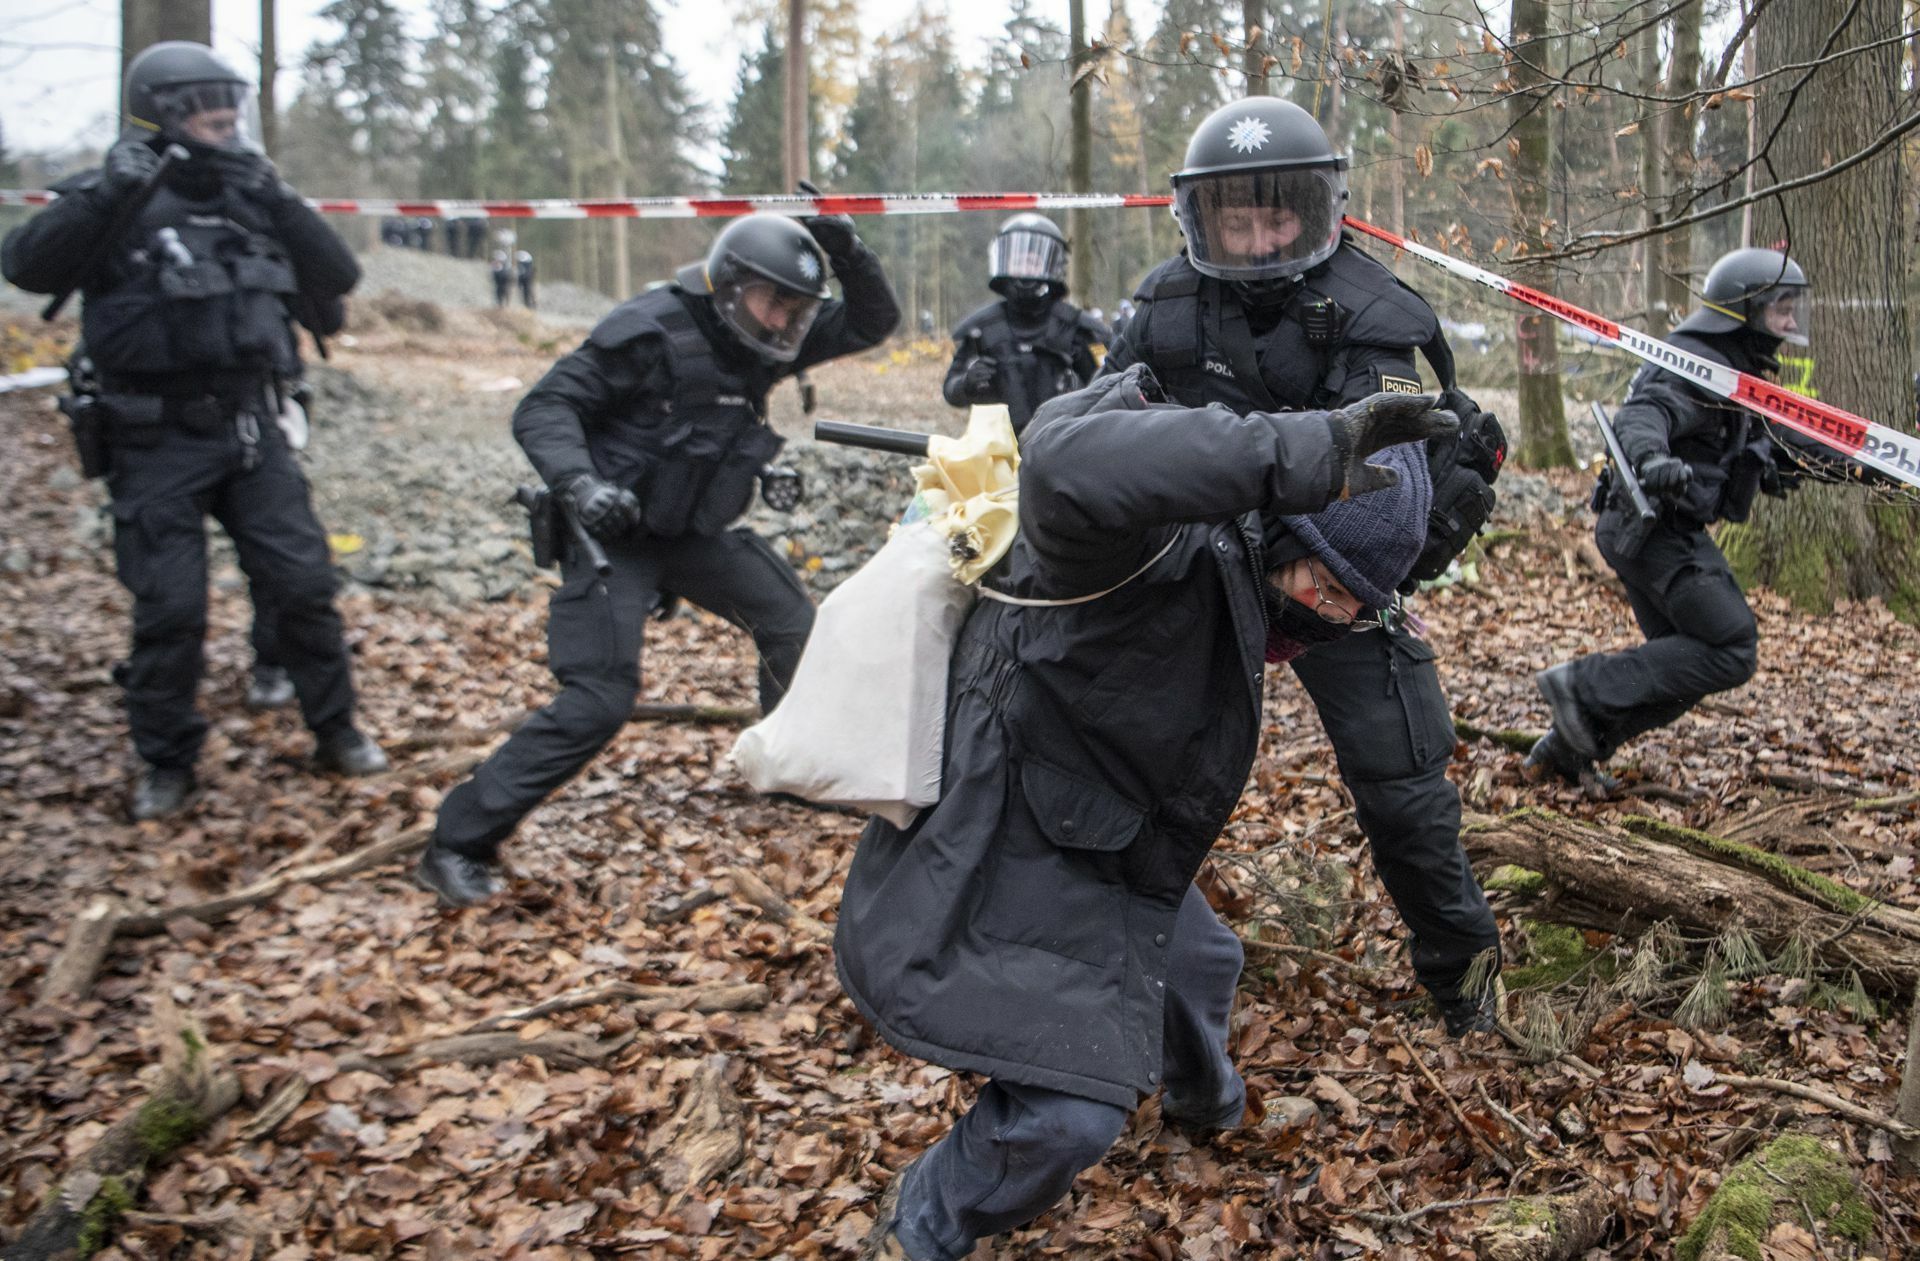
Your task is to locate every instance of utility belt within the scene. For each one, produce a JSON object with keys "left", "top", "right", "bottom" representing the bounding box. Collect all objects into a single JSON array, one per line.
[{"left": 62, "top": 381, "right": 277, "bottom": 479}]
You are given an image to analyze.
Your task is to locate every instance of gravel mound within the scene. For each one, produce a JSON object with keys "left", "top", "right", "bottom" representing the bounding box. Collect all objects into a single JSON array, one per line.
[{"left": 350, "top": 245, "right": 617, "bottom": 327}]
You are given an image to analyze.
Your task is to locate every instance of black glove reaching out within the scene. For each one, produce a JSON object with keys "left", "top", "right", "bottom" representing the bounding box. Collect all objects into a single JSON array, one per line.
[
  {"left": 556, "top": 473, "right": 641, "bottom": 540},
  {"left": 1637, "top": 454, "right": 1693, "bottom": 500},
  {"left": 102, "top": 139, "right": 162, "bottom": 196},
  {"left": 1324, "top": 391, "right": 1459, "bottom": 498}
]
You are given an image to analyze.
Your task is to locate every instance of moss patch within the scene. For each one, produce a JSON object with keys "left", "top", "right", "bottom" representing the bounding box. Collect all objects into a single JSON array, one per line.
[
  {"left": 75, "top": 1173, "right": 134, "bottom": 1259},
  {"left": 1507, "top": 919, "right": 1598, "bottom": 990},
  {"left": 1622, "top": 816, "right": 1878, "bottom": 917},
  {"left": 133, "top": 1093, "right": 203, "bottom": 1158},
  {"left": 1677, "top": 1134, "right": 1876, "bottom": 1261},
  {"left": 1484, "top": 864, "right": 1547, "bottom": 895}
]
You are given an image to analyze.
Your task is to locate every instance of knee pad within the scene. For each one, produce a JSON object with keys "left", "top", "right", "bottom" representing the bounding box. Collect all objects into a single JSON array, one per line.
[{"left": 573, "top": 678, "right": 639, "bottom": 742}]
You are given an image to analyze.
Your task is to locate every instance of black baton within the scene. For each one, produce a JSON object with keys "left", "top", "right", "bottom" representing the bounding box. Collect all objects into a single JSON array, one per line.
[
  {"left": 1590, "top": 402, "right": 1657, "bottom": 525},
  {"left": 813, "top": 419, "right": 932, "bottom": 457}
]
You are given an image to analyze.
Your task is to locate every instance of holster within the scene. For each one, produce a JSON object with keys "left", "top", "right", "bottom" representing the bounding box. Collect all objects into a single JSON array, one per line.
[
  {"left": 514, "top": 485, "right": 560, "bottom": 568},
  {"left": 57, "top": 394, "right": 110, "bottom": 479}
]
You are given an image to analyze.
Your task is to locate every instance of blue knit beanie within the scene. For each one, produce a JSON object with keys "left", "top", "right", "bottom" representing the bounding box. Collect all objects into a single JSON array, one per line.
[{"left": 1275, "top": 442, "right": 1432, "bottom": 609}]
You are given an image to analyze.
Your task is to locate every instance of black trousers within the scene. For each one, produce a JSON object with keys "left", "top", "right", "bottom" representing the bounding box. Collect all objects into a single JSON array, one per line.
[
  {"left": 1289, "top": 624, "right": 1499, "bottom": 998},
  {"left": 105, "top": 417, "right": 356, "bottom": 769},
  {"left": 1564, "top": 507, "right": 1758, "bottom": 759},
  {"left": 435, "top": 528, "right": 816, "bottom": 860}
]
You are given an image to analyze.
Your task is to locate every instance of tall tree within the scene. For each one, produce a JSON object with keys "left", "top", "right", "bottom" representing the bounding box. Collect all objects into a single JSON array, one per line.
[
  {"left": 1067, "top": 0, "right": 1092, "bottom": 302},
  {"left": 721, "top": 23, "right": 790, "bottom": 194},
  {"left": 1720, "top": 0, "right": 1920, "bottom": 618},
  {"left": 123, "top": 0, "right": 211, "bottom": 107},
  {"left": 784, "top": 0, "right": 809, "bottom": 185},
  {"left": 1506, "top": 0, "right": 1574, "bottom": 468},
  {"left": 306, "top": 0, "right": 420, "bottom": 171}
]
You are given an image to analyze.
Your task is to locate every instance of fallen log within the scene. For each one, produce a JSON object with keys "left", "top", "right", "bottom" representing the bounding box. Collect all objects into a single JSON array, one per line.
[
  {"left": 336, "top": 1029, "right": 636, "bottom": 1077},
  {"left": 647, "top": 1055, "right": 745, "bottom": 1201},
  {"left": 1472, "top": 1183, "right": 1612, "bottom": 1261},
  {"left": 385, "top": 701, "right": 758, "bottom": 754},
  {"left": 5, "top": 998, "right": 241, "bottom": 1261},
  {"left": 1460, "top": 810, "right": 1920, "bottom": 993},
  {"left": 34, "top": 896, "right": 124, "bottom": 1008},
  {"left": 1676, "top": 1133, "right": 1879, "bottom": 1261},
  {"left": 463, "top": 980, "right": 769, "bottom": 1033}
]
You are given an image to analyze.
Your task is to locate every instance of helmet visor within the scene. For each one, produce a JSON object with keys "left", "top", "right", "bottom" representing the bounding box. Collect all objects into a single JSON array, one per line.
[
  {"left": 148, "top": 80, "right": 261, "bottom": 151},
  {"left": 1175, "top": 167, "right": 1346, "bottom": 282},
  {"left": 990, "top": 229, "right": 1067, "bottom": 284},
  {"left": 1752, "top": 285, "right": 1810, "bottom": 347},
  {"left": 716, "top": 277, "right": 822, "bottom": 362}
]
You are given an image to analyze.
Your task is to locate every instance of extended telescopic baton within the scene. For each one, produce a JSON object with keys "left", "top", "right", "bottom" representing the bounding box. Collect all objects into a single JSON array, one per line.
[
  {"left": 41, "top": 143, "right": 191, "bottom": 322},
  {"left": 813, "top": 419, "right": 932, "bottom": 457}
]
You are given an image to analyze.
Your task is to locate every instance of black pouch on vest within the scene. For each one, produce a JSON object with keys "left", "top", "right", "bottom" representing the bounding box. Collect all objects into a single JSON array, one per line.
[
  {"left": 57, "top": 395, "right": 110, "bottom": 478},
  {"left": 688, "top": 424, "right": 784, "bottom": 537},
  {"left": 96, "top": 393, "right": 167, "bottom": 448},
  {"left": 158, "top": 261, "right": 238, "bottom": 366}
]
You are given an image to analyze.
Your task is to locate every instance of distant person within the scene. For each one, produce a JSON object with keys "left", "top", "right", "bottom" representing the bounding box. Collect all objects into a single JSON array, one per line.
[
  {"left": 918, "top": 308, "right": 934, "bottom": 337},
  {"left": 411, "top": 210, "right": 900, "bottom": 906},
  {"left": 443, "top": 217, "right": 461, "bottom": 256},
  {"left": 490, "top": 251, "right": 512, "bottom": 307},
  {"left": 942, "top": 214, "right": 1109, "bottom": 435},
  {"left": 411, "top": 216, "right": 433, "bottom": 249},
  {"left": 516, "top": 249, "right": 536, "bottom": 309},
  {"left": 1, "top": 40, "right": 388, "bottom": 819},
  {"left": 464, "top": 217, "right": 487, "bottom": 259}
]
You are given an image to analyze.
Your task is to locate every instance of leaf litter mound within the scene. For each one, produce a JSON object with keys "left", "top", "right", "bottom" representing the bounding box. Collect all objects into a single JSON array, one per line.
[{"left": 1, "top": 324, "right": 1916, "bottom": 1259}]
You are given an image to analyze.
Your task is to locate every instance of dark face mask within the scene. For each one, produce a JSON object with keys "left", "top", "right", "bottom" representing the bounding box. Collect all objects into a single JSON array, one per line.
[{"left": 1264, "top": 591, "right": 1352, "bottom": 663}]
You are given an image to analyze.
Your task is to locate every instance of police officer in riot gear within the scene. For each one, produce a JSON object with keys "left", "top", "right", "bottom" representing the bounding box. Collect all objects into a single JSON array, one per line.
[
  {"left": 1103, "top": 96, "right": 1507, "bottom": 1036},
  {"left": 2, "top": 41, "right": 386, "bottom": 821},
  {"left": 413, "top": 210, "right": 900, "bottom": 906},
  {"left": 1531, "top": 249, "right": 1824, "bottom": 786},
  {"left": 943, "top": 214, "right": 1109, "bottom": 434}
]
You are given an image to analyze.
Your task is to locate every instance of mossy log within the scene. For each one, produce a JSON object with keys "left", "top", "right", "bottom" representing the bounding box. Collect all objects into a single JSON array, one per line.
[
  {"left": 6, "top": 1000, "right": 240, "bottom": 1261},
  {"left": 1473, "top": 1183, "right": 1612, "bottom": 1261},
  {"left": 1461, "top": 810, "right": 1920, "bottom": 993},
  {"left": 1676, "top": 1133, "right": 1876, "bottom": 1261}
]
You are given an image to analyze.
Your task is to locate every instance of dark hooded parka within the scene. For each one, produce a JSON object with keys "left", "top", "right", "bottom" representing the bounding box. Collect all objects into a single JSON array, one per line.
[{"left": 834, "top": 366, "right": 1352, "bottom": 1107}]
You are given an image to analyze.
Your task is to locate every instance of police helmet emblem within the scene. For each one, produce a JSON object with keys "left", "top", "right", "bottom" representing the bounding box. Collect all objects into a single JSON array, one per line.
[
  {"left": 796, "top": 250, "right": 821, "bottom": 282},
  {"left": 1226, "top": 116, "right": 1272, "bottom": 154}
]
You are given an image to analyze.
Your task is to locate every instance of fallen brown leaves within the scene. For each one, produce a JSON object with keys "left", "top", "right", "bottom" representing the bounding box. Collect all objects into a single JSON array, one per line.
[{"left": 2, "top": 364, "right": 1917, "bottom": 1258}]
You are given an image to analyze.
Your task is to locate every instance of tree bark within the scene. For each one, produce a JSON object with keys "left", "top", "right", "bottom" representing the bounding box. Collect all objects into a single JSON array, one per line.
[
  {"left": 1460, "top": 810, "right": 1920, "bottom": 992},
  {"left": 1473, "top": 1183, "right": 1612, "bottom": 1261},
  {"left": 259, "top": 0, "right": 278, "bottom": 154},
  {"left": 1507, "top": 0, "right": 1575, "bottom": 468},
  {"left": 1242, "top": 0, "right": 1265, "bottom": 95},
  {"left": 1897, "top": 988, "right": 1920, "bottom": 1169},
  {"left": 1724, "top": 0, "right": 1920, "bottom": 619},
  {"left": 1659, "top": 1, "right": 1703, "bottom": 322},
  {"left": 1068, "top": 0, "right": 1093, "bottom": 305},
  {"left": 122, "top": 0, "right": 212, "bottom": 113},
  {"left": 784, "top": 0, "right": 809, "bottom": 186}
]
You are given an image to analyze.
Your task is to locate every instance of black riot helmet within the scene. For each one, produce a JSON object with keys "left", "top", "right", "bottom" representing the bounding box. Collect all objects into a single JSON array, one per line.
[
  {"left": 123, "top": 41, "right": 261, "bottom": 154},
  {"left": 1171, "top": 96, "right": 1349, "bottom": 288},
  {"left": 1675, "top": 248, "right": 1811, "bottom": 347},
  {"left": 989, "top": 213, "right": 1068, "bottom": 302},
  {"left": 679, "top": 214, "right": 832, "bottom": 363}
]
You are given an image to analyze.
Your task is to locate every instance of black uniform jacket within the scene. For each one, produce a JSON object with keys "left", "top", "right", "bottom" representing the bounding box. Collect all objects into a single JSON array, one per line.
[
  {"left": 834, "top": 366, "right": 1350, "bottom": 1107},
  {"left": 511, "top": 247, "right": 898, "bottom": 491},
  {"left": 941, "top": 297, "right": 1110, "bottom": 432},
  {"left": 1610, "top": 328, "right": 1821, "bottom": 526}
]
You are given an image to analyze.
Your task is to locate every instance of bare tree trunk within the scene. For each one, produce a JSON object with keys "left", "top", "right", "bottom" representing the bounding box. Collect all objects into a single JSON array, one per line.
[
  {"left": 1638, "top": 19, "right": 1666, "bottom": 331},
  {"left": 783, "top": 0, "right": 809, "bottom": 186},
  {"left": 1068, "top": 0, "right": 1093, "bottom": 304},
  {"left": 258, "top": 0, "right": 277, "bottom": 154},
  {"left": 1508, "top": 0, "right": 1574, "bottom": 468},
  {"left": 1724, "top": 0, "right": 1920, "bottom": 619},
  {"left": 1389, "top": 5, "right": 1405, "bottom": 235},
  {"left": 1897, "top": 988, "right": 1920, "bottom": 1169},
  {"left": 1242, "top": 0, "right": 1265, "bottom": 95},
  {"left": 1660, "top": 0, "right": 1703, "bottom": 321},
  {"left": 122, "top": 0, "right": 212, "bottom": 111}
]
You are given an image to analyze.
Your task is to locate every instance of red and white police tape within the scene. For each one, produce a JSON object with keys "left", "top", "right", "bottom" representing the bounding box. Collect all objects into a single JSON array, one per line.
[{"left": 4, "top": 182, "right": 1914, "bottom": 488}]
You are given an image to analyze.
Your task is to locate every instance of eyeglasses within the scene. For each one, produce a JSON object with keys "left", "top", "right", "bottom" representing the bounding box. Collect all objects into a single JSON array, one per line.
[{"left": 1305, "top": 559, "right": 1381, "bottom": 630}]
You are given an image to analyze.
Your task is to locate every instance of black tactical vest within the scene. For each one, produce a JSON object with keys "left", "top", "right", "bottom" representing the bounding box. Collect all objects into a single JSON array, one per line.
[
  {"left": 584, "top": 286, "right": 785, "bottom": 538},
  {"left": 84, "top": 185, "right": 302, "bottom": 385},
  {"left": 954, "top": 298, "right": 1092, "bottom": 433},
  {"left": 1656, "top": 330, "right": 1776, "bottom": 525}
]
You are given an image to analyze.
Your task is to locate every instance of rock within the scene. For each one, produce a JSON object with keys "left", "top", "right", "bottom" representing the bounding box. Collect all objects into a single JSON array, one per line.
[
  {"left": 431, "top": 571, "right": 486, "bottom": 603},
  {"left": 2, "top": 547, "right": 30, "bottom": 574},
  {"left": 47, "top": 466, "right": 82, "bottom": 492},
  {"left": 1261, "top": 1095, "right": 1320, "bottom": 1132}
]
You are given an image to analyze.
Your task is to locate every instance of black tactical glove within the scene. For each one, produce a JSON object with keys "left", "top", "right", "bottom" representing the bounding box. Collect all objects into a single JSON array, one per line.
[
  {"left": 102, "top": 139, "right": 162, "bottom": 196},
  {"left": 963, "top": 356, "right": 1000, "bottom": 400},
  {"left": 795, "top": 179, "right": 861, "bottom": 262},
  {"left": 1326, "top": 391, "right": 1460, "bottom": 498},
  {"left": 211, "top": 148, "right": 294, "bottom": 204},
  {"left": 557, "top": 473, "right": 641, "bottom": 540},
  {"left": 1637, "top": 454, "right": 1693, "bottom": 500}
]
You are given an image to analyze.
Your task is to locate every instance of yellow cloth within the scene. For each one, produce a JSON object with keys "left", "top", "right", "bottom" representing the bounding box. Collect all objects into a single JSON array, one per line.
[{"left": 911, "top": 404, "right": 1021, "bottom": 584}]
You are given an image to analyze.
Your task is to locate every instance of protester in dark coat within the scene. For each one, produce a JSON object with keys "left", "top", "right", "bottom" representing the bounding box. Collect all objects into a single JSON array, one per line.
[{"left": 841, "top": 366, "right": 1455, "bottom": 1261}]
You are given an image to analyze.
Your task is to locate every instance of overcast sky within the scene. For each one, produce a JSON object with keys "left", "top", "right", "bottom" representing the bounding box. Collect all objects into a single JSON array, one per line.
[{"left": 0, "top": 0, "right": 1069, "bottom": 174}]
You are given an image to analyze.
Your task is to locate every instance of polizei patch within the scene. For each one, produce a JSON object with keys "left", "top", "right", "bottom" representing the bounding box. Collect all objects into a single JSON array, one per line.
[{"left": 1379, "top": 374, "right": 1423, "bottom": 395}]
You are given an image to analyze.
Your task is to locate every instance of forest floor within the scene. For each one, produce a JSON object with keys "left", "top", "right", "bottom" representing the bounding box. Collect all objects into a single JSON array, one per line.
[{"left": 1, "top": 264, "right": 1917, "bottom": 1260}]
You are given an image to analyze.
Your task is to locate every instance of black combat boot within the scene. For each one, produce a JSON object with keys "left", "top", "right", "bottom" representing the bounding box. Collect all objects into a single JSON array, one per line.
[
  {"left": 1523, "top": 728, "right": 1619, "bottom": 799},
  {"left": 314, "top": 726, "right": 390, "bottom": 776},
  {"left": 413, "top": 842, "right": 505, "bottom": 907},
  {"left": 130, "top": 765, "right": 197, "bottom": 822},
  {"left": 245, "top": 665, "right": 295, "bottom": 711},
  {"left": 1533, "top": 664, "right": 1600, "bottom": 760}
]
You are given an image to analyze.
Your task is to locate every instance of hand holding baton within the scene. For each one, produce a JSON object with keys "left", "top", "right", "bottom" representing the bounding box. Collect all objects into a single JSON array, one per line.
[
  {"left": 42, "top": 143, "right": 190, "bottom": 322},
  {"left": 1591, "top": 402, "right": 1658, "bottom": 559}
]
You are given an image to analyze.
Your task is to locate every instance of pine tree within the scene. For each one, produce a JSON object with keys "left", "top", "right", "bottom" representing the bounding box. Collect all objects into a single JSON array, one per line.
[{"left": 721, "top": 23, "right": 795, "bottom": 194}]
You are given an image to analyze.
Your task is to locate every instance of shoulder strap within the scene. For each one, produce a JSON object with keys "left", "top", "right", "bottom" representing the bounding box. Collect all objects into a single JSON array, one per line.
[
  {"left": 978, "top": 534, "right": 1179, "bottom": 607},
  {"left": 1210, "top": 297, "right": 1281, "bottom": 412},
  {"left": 1139, "top": 264, "right": 1202, "bottom": 370}
]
